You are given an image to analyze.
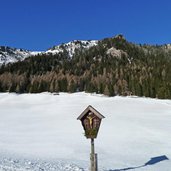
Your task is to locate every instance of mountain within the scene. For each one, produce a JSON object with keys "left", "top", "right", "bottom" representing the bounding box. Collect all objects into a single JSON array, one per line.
[
  {"left": 1, "top": 36, "right": 171, "bottom": 66},
  {"left": 0, "top": 46, "right": 40, "bottom": 66},
  {"left": 0, "top": 34, "right": 171, "bottom": 99},
  {"left": 0, "top": 40, "right": 98, "bottom": 66}
]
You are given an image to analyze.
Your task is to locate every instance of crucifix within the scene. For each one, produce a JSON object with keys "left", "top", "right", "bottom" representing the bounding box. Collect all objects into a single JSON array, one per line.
[{"left": 87, "top": 113, "right": 95, "bottom": 129}]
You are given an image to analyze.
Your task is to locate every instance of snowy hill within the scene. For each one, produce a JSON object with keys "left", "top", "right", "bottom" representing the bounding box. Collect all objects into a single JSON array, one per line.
[
  {"left": 0, "top": 46, "right": 39, "bottom": 65},
  {"left": 0, "top": 40, "right": 98, "bottom": 65},
  {"left": 45, "top": 40, "right": 98, "bottom": 58},
  {"left": 0, "top": 92, "right": 170, "bottom": 171}
]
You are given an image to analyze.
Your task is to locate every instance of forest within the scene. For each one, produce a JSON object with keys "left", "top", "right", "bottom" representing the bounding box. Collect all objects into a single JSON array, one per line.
[{"left": 0, "top": 35, "right": 171, "bottom": 99}]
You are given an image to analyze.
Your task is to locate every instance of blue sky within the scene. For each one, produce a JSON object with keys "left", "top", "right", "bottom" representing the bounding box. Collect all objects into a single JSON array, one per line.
[{"left": 1, "top": 0, "right": 171, "bottom": 51}]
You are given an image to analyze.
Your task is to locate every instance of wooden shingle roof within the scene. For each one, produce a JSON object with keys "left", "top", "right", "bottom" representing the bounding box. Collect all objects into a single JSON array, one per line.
[{"left": 77, "top": 105, "right": 105, "bottom": 120}]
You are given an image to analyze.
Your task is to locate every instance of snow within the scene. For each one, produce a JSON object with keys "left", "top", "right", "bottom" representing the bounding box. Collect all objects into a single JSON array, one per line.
[
  {"left": 0, "top": 47, "right": 40, "bottom": 65},
  {"left": 0, "top": 92, "right": 171, "bottom": 171},
  {"left": 46, "top": 40, "right": 98, "bottom": 57}
]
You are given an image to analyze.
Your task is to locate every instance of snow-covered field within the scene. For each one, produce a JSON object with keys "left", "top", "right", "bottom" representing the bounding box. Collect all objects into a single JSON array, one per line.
[{"left": 0, "top": 92, "right": 171, "bottom": 171}]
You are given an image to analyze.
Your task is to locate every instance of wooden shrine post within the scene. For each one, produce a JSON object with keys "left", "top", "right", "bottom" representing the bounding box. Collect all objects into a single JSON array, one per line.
[{"left": 77, "top": 105, "right": 105, "bottom": 171}]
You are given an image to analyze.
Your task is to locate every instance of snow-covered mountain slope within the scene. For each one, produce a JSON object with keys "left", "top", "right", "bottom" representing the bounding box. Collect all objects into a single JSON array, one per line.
[
  {"left": 46, "top": 40, "right": 98, "bottom": 57},
  {"left": 0, "top": 92, "right": 170, "bottom": 171},
  {"left": 0, "top": 40, "right": 98, "bottom": 65},
  {"left": 0, "top": 46, "right": 39, "bottom": 65}
]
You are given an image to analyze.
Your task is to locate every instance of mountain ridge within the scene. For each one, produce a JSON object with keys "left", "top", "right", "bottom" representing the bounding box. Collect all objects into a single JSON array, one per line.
[{"left": 1, "top": 34, "right": 171, "bottom": 66}]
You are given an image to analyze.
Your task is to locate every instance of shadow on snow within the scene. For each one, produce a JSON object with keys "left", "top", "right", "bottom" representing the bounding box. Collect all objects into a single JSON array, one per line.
[{"left": 109, "top": 155, "right": 169, "bottom": 171}]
